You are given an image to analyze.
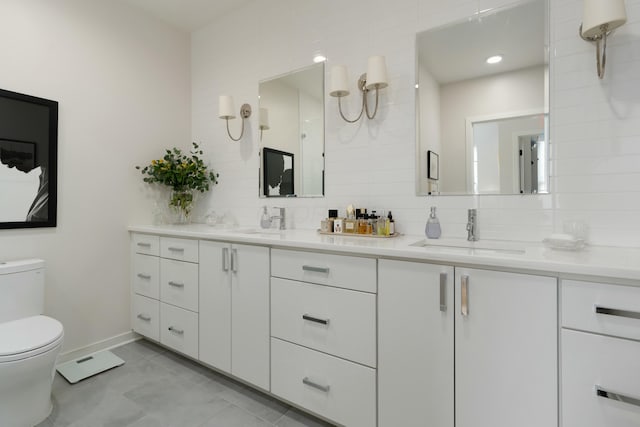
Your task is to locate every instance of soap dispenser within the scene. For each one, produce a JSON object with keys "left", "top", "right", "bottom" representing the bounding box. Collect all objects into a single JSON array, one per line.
[
  {"left": 425, "top": 207, "right": 441, "bottom": 239},
  {"left": 260, "top": 206, "right": 272, "bottom": 229}
]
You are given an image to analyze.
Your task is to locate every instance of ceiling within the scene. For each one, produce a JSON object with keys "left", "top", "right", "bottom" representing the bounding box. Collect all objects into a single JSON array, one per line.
[
  {"left": 418, "top": 0, "right": 546, "bottom": 85},
  {"left": 119, "top": 0, "right": 254, "bottom": 32}
]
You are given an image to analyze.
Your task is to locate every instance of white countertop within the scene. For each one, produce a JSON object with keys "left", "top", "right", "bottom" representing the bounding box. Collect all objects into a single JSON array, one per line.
[{"left": 129, "top": 224, "right": 640, "bottom": 283}]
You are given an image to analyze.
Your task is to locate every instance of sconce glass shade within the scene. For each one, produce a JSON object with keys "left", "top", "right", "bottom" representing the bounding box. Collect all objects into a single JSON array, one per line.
[
  {"left": 329, "top": 65, "right": 350, "bottom": 97},
  {"left": 582, "top": 0, "right": 627, "bottom": 38},
  {"left": 259, "top": 108, "right": 270, "bottom": 130},
  {"left": 219, "top": 95, "right": 236, "bottom": 119},
  {"left": 365, "top": 55, "right": 388, "bottom": 90}
]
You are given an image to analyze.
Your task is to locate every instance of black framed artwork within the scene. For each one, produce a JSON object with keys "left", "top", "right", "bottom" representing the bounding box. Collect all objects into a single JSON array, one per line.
[
  {"left": 262, "top": 147, "right": 294, "bottom": 197},
  {"left": 427, "top": 150, "right": 439, "bottom": 181},
  {"left": 0, "top": 89, "right": 58, "bottom": 229}
]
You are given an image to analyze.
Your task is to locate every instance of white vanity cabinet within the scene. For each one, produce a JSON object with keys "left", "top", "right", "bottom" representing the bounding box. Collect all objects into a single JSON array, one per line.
[
  {"left": 561, "top": 280, "right": 640, "bottom": 427},
  {"left": 198, "top": 241, "right": 270, "bottom": 391},
  {"left": 270, "top": 249, "right": 377, "bottom": 427},
  {"left": 130, "top": 234, "right": 200, "bottom": 359},
  {"left": 455, "top": 267, "right": 557, "bottom": 427},
  {"left": 378, "top": 262, "right": 557, "bottom": 427},
  {"left": 378, "top": 259, "right": 454, "bottom": 427}
]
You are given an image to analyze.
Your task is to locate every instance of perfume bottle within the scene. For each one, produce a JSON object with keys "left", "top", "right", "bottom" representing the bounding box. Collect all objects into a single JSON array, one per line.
[{"left": 425, "top": 207, "right": 441, "bottom": 239}]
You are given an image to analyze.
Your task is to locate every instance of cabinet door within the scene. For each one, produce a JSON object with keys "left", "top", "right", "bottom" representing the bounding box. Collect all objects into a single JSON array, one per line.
[
  {"left": 455, "top": 267, "right": 557, "bottom": 427},
  {"left": 378, "top": 259, "right": 454, "bottom": 427},
  {"left": 232, "top": 244, "right": 270, "bottom": 390},
  {"left": 198, "top": 240, "right": 232, "bottom": 373}
]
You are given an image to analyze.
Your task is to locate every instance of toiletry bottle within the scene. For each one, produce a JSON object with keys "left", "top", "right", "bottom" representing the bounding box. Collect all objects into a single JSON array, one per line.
[
  {"left": 387, "top": 211, "right": 395, "bottom": 235},
  {"left": 260, "top": 206, "right": 272, "bottom": 229},
  {"left": 425, "top": 207, "right": 442, "bottom": 239},
  {"left": 377, "top": 211, "right": 387, "bottom": 236},
  {"left": 344, "top": 204, "right": 356, "bottom": 233},
  {"left": 327, "top": 209, "right": 337, "bottom": 233}
]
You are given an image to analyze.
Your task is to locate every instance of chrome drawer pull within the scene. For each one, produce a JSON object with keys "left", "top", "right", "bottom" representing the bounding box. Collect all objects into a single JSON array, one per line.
[
  {"left": 137, "top": 273, "right": 151, "bottom": 280},
  {"left": 222, "top": 247, "right": 230, "bottom": 272},
  {"left": 168, "top": 326, "right": 184, "bottom": 335},
  {"left": 461, "top": 275, "right": 469, "bottom": 317},
  {"left": 595, "top": 306, "right": 640, "bottom": 320},
  {"left": 137, "top": 242, "right": 151, "bottom": 247},
  {"left": 137, "top": 314, "right": 151, "bottom": 322},
  {"left": 302, "top": 377, "right": 330, "bottom": 393},
  {"left": 302, "top": 314, "right": 330, "bottom": 325},
  {"left": 440, "top": 272, "right": 447, "bottom": 312},
  {"left": 596, "top": 386, "right": 640, "bottom": 408},
  {"left": 168, "top": 281, "right": 185, "bottom": 288},
  {"left": 231, "top": 249, "right": 238, "bottom": 273},
  {"left": 168, "top": 247, "right": 185, "bottom": 252},
  {"left": 302, "top": 265, "right": 330, "bottom": 274}
]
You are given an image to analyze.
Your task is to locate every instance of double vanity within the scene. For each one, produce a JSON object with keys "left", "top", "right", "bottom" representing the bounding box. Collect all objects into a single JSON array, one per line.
[{"left": 129, "top": 224, "right": 640, "bottom": 427}]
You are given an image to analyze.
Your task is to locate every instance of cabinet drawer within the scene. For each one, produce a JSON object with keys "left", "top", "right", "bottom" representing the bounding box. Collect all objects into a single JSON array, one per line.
[
  {"left": 271, "top": 338, "right": 376, "bottom": 427},
  {"left": 271, "top": 249, "right": 376, "bottom": 293},
  {"left": 132, "top": 294, "right": 160, "bottom": 341},
  {"left": 562, "top": 329, "right": 640, "bottom": 427},
  {"left": 132, "top": 254, "right": 160, "bottom": 299},
  {"left": 160, "top": 258, "right": 198, "bottom": 312},
  {"left": 271, "top": 278, "right": 376, "bottom": 367},
  {"left": 160, "top": 237, "right": 198, "bottom": 263},
  {"left": 160, "top": 302, "right": 198, "bottom": 359},
  {"left": 132, "top": 233, "right": 159, "bottom": 256},
  {"left": 563, "top": 280, "right": 640, "bottom": 340}
]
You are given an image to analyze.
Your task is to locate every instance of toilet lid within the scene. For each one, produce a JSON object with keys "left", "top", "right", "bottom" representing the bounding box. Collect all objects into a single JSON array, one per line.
[{"left": 0, "top": 315, "right": 64, "bottom": 361}]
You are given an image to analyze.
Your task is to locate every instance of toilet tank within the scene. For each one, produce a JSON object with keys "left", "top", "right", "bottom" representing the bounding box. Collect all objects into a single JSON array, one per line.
[{"left": 0, "top": 259, "right": 45, "bottom": 323}]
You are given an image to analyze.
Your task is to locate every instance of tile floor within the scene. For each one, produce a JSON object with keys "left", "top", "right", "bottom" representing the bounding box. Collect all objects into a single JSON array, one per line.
[{"left": 36, "top": 339, "right": 334, "bottom": 427}]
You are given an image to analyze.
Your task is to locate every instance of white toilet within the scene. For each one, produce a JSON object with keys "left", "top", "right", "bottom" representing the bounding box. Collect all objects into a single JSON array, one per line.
[{"left": 0, "top": 259, "right": 64, "bottom": 427}]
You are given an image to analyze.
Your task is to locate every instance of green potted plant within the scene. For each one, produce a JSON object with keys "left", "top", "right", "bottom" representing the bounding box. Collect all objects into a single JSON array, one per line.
[{"left": 136, "top": 143, "right": 219, "bottom": 223}]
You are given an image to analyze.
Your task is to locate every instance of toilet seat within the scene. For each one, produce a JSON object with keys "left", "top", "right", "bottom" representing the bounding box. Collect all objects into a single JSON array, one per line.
[{"left": 0, "top": 315, "right": 64, "bottom": 363}]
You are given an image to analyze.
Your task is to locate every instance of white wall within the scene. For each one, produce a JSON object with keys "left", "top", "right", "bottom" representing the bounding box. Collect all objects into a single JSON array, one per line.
[
  {"left": 0, "top": 0, "right": 191, "bottom": 352},
  {"left": 439, "top": 66, "right": 545, "bottom": 193},
  {"left": 192, "top": 0, "right": 640, "bottom": 247}
]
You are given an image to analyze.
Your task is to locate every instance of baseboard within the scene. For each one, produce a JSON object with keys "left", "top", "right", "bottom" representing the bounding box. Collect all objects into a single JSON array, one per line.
[{"left": 57, "top": 331, "right": 141, "bottom": 364}]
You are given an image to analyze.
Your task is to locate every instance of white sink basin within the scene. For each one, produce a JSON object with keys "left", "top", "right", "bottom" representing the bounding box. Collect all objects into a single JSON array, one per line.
[
  {"left": 410, "top": 239, "right": 526, "bottom": 255},
  {"left": 229, "top": 228, "right": 284, "bottom": 235}
]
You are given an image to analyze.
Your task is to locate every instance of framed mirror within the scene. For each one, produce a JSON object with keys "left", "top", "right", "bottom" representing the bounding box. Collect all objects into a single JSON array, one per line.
[
  {"left": 0, "top": 88, "right": 58, "bottom": 228},
  {"left": 415, "top": 0, "right": 549, "bottom": 195},
  {"left": 259, "top": 63, "right": 324, "bottom": 198}
]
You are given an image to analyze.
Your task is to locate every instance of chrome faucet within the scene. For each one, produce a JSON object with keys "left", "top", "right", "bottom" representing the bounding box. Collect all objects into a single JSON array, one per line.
[
  {"left": 271, "top": 207, "right": 286, "bottom": 230},
  {"left": 466, "top": 209, "right": 478, "bottom": 241}
]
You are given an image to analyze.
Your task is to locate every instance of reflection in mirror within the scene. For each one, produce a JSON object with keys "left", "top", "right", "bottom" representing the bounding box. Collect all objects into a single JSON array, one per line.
[
  {"left": 415, "top": 0, "right": 549, "bottom": 195},
  {"left": 259, "top": 63, "right": 324, "bottom": 198}
]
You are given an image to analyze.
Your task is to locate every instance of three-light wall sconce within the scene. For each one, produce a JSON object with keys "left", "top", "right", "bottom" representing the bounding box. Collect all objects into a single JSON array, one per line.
[
  {"left": 329, "top": 55, "right": 389, "bottom": 123},
  {"left": 580, "top": 0, "right": 627, "bottom": 79},
  {"left": 219, "top": 95, "right": 252, "bottom": 141}
]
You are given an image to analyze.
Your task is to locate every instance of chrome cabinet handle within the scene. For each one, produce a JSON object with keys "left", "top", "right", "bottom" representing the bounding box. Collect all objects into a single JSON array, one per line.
[
  {"left": 168, "top": 326, "right": 184, "bottom": 335},
  {"left": 137, "top": 273, "right": 151, "bottom": 280},
  {"left": 302, "top": 377, "right": 330, "bottom": 393},
  {"left": 168, "top": 281, "right": 185, "bottom": 288},
  {"left": 231, "top": 249, "right": 238, "bottom": 273},
  {"left": 168, "top": 247, "right": 184, "bottom": 252},
  {"left": 595, "top": 306, "right": 640, "bottom": 320},
  {"left": 596, "top": 386, "right": 640, "bottom": 408},
  {"left": 440, "top": 272, "right": 447, "bottom": 312},
  {"left": 137, "top": 242, "right": 151, "bottom": 247},
  {"left": 222, "top": 247, "right": 230, "bottom": 272},
  {"left": 302, "top": 265, "right": 330, "bottom": 274},
  {"left": 461, "top": 275, "right": 469, "bottom": 317},
  {"left": 137, "top": 314, "right": 151, "bottom": 321},
  {"left": 302, "top": 314, "right": 330, "bottom": 325}
]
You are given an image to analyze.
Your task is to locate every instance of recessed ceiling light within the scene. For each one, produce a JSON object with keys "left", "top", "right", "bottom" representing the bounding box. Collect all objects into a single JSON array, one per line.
[
  {"left": 486, "top": 55, "right": 503, "bottom": 64},
  {"left": 313, "top": 55, "right": 327, "bottom": 63}
]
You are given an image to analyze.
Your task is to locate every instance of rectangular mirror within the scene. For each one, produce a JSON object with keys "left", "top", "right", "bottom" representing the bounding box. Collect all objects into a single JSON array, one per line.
[
  {"left": 416, "top": 0, "right": 549, "bottom": 195},
  {"left": 259, "top": 63, "right": 324, "bottom": 198}
]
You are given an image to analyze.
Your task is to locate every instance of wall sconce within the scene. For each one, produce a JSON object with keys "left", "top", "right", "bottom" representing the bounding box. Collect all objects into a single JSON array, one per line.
[
  {"left": 580, "top": 0, "right": 627, "bottom": 79},
  {"left": 329, "top": 55, "right": 388, "bottom": 123},
  {"left": 219, "top": 95, "right": 252, "bottom": 141},
  {"left": 259, "top": 108, "right": 269, "bottom": 141}
]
